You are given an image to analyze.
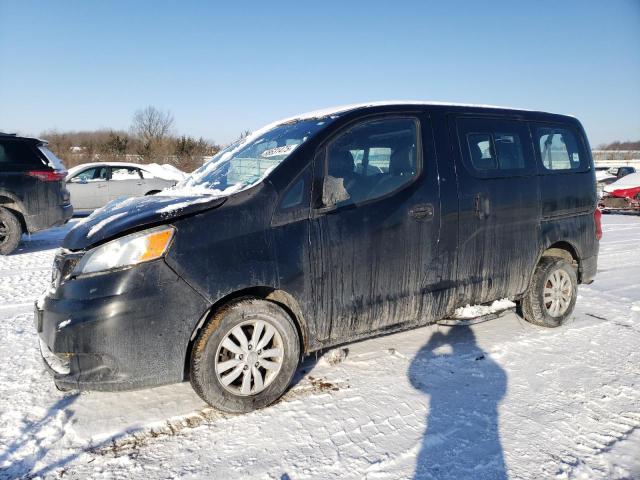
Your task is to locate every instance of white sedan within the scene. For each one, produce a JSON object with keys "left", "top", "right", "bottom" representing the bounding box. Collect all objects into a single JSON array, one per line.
[{"left": 65, "top": 162, "right": 186, "bottom": 213}]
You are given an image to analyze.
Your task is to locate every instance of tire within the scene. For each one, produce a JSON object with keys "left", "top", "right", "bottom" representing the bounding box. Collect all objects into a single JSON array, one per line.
[
  {"left": 522, "top": 257, "right": 578, "bottom": 327},
  {"left": 0, "top": 207, "right": 22, "bottom": 255},
  {"left": 190, "top": 298, "right": 301, "bottom": 413}
]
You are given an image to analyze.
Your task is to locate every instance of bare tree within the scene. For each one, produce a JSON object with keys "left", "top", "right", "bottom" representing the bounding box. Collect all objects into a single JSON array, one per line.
[
  {"left": 131, "top": 106, "right": 174, "bottom": 142},
  {"left": 41, "top": 107, "right": 221, "bottom": 172}
]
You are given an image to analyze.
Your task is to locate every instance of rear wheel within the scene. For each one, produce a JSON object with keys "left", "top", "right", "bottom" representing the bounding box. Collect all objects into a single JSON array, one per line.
[
  {"left": 522, "top": 257, "right": 578, "bottom": 327},
  {"left": 0, "top": 207, "right": 22, "bottom": 255},
  {"left": 190, "top": 298, "right": 300, "bottom": 413}
]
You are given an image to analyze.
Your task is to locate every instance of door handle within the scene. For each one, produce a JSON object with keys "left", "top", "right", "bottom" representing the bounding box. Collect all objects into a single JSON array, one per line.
[
  {"left": 97, "top": 184, "right": 107, "bottom": 189},
  {"left": 474, "top": 193, "right": 490, "bottom": 219},
  {"left": 409, "top": 203, "right": 434, "bottom": 220}
]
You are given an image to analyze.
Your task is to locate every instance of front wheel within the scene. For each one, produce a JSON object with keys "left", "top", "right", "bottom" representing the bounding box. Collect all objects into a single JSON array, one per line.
[
  {"left": 522, "top": 257, "right": 578, "bottom": 327},
  {"left": 190, "top": 298, "right": 300, "bottom": 413}
]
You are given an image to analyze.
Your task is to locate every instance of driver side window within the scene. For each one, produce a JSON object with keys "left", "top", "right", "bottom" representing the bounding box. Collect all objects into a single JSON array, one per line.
[{"left": 322, "top": 117, "right": 419, "bottom": 207}]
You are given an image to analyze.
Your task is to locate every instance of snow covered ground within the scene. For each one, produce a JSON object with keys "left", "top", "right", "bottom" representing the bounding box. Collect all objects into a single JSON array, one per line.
[{"left": 1, "top": 215, "right": 639, "bottom": 479}]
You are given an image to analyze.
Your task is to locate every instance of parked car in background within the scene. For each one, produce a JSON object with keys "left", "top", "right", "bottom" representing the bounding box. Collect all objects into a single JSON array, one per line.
[
  {"left": 596, "top": 168, "right": 617, "bottom": 197},
  {"left": 36, "top": 102, "right": 600, "bottom": 413},
  {"left": 65, "top": 162, "right": 184, "bottom": 213},
  {"left": 599, "top": 171, "right": 640, "bottom": 213},
  {"left": 608, "top": 166, "right": 636, "bottom": 179},
  {"left": 0, "top": 133, "right": 72, "bottom": 255},
  {"left": 596, "top": 166, "right": 637, "bottom": 197}
]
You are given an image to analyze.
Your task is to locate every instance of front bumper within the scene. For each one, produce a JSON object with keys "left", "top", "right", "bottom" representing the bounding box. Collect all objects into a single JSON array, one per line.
[{"left": 36, "top": 258, "right": 210, "bottom": 391}]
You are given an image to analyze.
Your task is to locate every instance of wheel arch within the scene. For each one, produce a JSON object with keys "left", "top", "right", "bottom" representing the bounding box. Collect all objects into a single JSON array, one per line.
[
  {"left": 183, "top": 286, "right": 310, "bottom": 380},
  {"left": 523, "top": 239, "right": 582, "bottom": 294},
  {"left": 0, "top": 194, "right": 26, "bottom": 233},
  {"left": 540, "top": 241, "right": 580, "bottom": 267},
  {"left": 0, "top": 191, "right": 25, "bottom": 212}
]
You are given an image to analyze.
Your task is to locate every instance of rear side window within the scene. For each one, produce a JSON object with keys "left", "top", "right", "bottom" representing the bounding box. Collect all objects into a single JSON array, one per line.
[
  {"left": 466, "top": 133, "right": 497, "bottom": 170},
  {"left": 534, "top": 127, "right": 584, "bottom": 171},
  {"left": 0, "top": 140, "right": 43, "bottom": 168},
  {"left": 110, "top": 166, "right": 143, "bottom": 180},
  {"left": 457, "top": 118, "right": 531, "bottom": 176}
]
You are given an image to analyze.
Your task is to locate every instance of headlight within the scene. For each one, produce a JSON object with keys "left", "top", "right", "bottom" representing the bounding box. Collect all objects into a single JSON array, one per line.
[{"left": 73, "top": 226, "right": 175, "bottom": 275}]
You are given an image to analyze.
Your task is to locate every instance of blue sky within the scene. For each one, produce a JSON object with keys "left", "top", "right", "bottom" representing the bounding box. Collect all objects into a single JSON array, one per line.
[{"left": 1, "top": 0, "right": 638, "bottom": 146}]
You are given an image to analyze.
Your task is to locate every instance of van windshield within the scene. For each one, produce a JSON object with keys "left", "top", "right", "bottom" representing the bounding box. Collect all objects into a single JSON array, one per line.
[{"left": 172, "top": 118, "right": 331, "bottom": 196}]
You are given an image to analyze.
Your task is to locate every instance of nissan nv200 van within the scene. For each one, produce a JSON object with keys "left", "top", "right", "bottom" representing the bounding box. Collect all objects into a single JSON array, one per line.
[{"left": 36, "top": 102, "right": 600, "bottom": 412}]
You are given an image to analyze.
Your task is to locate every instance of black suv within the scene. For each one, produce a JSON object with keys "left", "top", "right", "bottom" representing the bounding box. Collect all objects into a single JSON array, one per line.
[
  {"left": 0, "top": 133, "right": 73, "bottom": 254},
  {"left": 36, "top": 103, "right": 600, "bottom": 413}
]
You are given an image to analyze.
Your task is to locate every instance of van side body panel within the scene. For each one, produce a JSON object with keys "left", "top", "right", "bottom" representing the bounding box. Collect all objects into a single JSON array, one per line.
[
  {"left": 447, "top": 111, "right": 542, "bottom": 304},
  {"left": 272, "top": 107, "right": 459, "bottom": 351},
  {"left": 535, "top": 119, "right": 599, "bottom": 282},
  {"left": 444, "top": 107, "right": 597, "bottom": 306},
  {"left": 165, "top": 184, "right": 281, "bottom": 306},
  {"left": 167, "top": 106, "right": 598, "bottom": 353}
]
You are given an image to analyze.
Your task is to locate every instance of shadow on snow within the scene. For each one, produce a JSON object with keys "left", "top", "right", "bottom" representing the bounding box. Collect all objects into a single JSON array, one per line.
[{"left": 408, "top": 324, "right": 507, "bottom": 480}]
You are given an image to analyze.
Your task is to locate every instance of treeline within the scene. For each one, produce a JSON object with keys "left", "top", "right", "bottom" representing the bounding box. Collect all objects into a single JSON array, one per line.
[
  {"left": 41, "top": 106, "right": 221, "bottom": 172},
  {"left": 598, "top": 140, "right": 640, "bottom": 150}
]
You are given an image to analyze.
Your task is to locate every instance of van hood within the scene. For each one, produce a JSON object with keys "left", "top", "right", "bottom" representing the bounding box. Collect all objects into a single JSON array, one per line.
[{"left": 63, "top": 195, "right": 226, "bottom": 250}]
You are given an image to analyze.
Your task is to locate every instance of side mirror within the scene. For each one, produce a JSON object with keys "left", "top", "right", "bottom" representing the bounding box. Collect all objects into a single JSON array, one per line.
[
  {"left": 322, "top": 176, "right": 351, "bottom": 207},
  {"left": 68, "top": 177, "right": 87, "bottom": 184}
]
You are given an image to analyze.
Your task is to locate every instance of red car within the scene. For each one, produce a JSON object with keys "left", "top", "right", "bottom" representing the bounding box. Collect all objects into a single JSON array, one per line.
[{"left": 599, "top": 172, "right": 640, "bottom": 213}]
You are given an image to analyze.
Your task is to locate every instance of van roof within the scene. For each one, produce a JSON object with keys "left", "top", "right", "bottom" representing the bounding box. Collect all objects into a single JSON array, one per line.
[
  {"left": 240, "top": 101, "right": 576, "bottom": 154},
  {"left": 283, "top": 101, "right": 574, "bottom": 122}
]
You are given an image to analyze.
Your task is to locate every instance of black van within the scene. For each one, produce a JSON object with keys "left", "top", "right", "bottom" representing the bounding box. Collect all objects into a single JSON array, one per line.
[
  {"left": 36, "top": 103, "right": 600, "bottom": 412},
  {"left": 1, "top": 133, "right": 73, "bottom": 254}
]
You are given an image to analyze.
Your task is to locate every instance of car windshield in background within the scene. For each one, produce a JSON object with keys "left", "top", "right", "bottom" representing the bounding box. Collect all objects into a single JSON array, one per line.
[{"left": 175, "top": 118, "right": 331, "bottom": 195}]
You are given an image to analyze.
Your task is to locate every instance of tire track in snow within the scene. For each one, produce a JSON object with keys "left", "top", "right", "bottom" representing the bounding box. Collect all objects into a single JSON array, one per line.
[{"left": 494, "top": 302, "right": 640, "bottom": 479}]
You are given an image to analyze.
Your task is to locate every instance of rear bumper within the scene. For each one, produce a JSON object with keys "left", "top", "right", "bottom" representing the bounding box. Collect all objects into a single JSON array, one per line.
[
  {"left": 25, "top": 203, "right": 73, "bottom": 233},
  {"left": 579, "top": 255, "right": 598, "bottom": 284},
  {"left": 36, "top": 259, "right": 210, "bottom": 391}
]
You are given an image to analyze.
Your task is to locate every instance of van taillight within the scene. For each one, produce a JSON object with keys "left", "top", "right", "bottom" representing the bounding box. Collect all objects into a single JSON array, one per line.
[
  {"left": 594, "top": 207, "right": 602, "bottom": 240},
  {"left": 27, "top": 170, "right": 67, "bottom": 182}
]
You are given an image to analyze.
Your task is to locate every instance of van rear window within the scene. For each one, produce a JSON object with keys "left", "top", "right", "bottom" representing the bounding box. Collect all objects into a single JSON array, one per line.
[{"left": 535, "top": 127, "right": 582, "bottom": 171}]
